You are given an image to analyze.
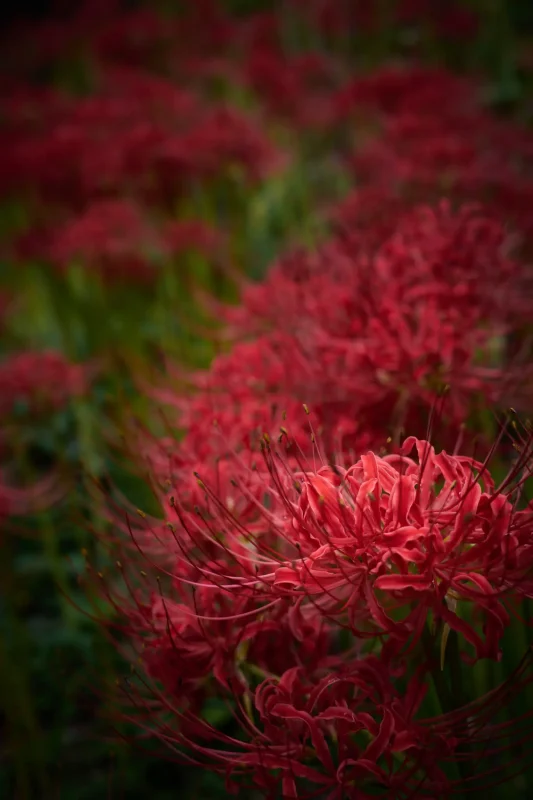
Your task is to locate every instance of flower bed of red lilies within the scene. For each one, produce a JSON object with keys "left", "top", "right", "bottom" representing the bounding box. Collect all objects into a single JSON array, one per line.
[{"left": 2, "top": 2, "right": 533, "bottom": 798}]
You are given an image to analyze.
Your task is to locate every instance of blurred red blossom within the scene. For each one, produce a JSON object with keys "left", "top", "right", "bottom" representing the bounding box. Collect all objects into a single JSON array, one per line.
[
  {"left": 0, "top": 350, "right": 88, "bottom": 417},
  {"left": 39, "top": 200, "right": 224, "bottom": 283},
  {"left": 196, "top": 201, "right": 530, "bottom": 440},
  {"left": 1, "top": 71, "right": 285, "bottom": 211},
  {"left": 244, "top": 49, "right": 342, "bottom": 129},
  {"left": 335, "top": 64, "right": 475, "bottom": 120},
  {"left": 0, "top": 468, "right": 68, "bottom": 519}
]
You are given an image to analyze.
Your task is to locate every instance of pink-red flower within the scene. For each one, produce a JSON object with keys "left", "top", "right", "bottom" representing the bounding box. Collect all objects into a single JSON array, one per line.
[
  {"left": 199, "top": 201, "right": 530, "bottom": 440},
  {"left": 94, "top": 420, "right": 533, "bottom": 797},
  {"left": 42, "top": 199, "right": 223, "bottom": 283},
  {"left": 2, "top": 70, "right": 284, "bottom": 210},
  {"left": 269, "top": 434, "right": 533, "bottom": 662},
  {"left": 0, "top": 349, "right": 88, "bottom": 417}
]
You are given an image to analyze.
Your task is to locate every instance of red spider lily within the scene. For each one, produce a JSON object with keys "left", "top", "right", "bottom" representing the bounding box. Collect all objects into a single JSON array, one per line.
[
  {"left": 0, "top": 349, "right": 88, "bottom": 418},
  {"left": 332, "top": 61, "right": 533, "bottom": 254},
  {"left": 371, "top": 200, "right": 525, "bottom": 322},
  {"left": 223, "top": 200, "right": 525, "bottom": 335},
  {"left": 244, "top": 49, "right": 342, "bottom": 130},
  {"left": 196, "top": 202, "right": 530, "bottom": 438},
  {"left": 42, "top": 199, "right": 223, "bottom": 283},
  {"left": 330, "top": 186, "right": 413, "bottom": 251},
  {"left": 2, "top": 71, "right": 284, "bottom": 210},
  {"left": 245, "top": 659, "right": 455, "bottom": 799},
  {"left": 269, "top": 433, "right": 533, "bottom": 662},
  {"left": 348, "top": 101, "right": 533, "bottom": 252},
  {"left": 88, "top": 418, "right": 533, "bottom": 797},
  {"left": 0, "top": 468, "right": 69, "bottom": 519},
  {"left": 142, "top": 334, "right": 384, "bottom": 488},
  {"left": 335, "top": 64, "right": 475, "bottom": 121},
  {"left": 141, "top": 422, "right": 533, "bottom": 665},
  {"left": 166, "top": 105, "right": 287, "bottom": 185},
  {"left": 133, "top": 577, "right": 332, "bottom": 702},
  {"left": 113, "top": 643, "right": 526, "bottom": 799}
]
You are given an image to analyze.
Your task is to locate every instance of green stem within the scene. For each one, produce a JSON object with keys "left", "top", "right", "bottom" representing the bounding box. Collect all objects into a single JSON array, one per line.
[{"left": 422, "top": 625, "right": 470, "bottom": 796}]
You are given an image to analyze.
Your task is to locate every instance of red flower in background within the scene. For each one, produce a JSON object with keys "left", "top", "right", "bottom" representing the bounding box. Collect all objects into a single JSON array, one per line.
[
  {"left": 335, "top": 64, "right": 475, "bottom": 120},
  {"left": 2, "top": 69, "right": 285, "bottom": 211},
  {"left": 0, "top": 350, "right": 88, "bottom": 417},
  {"left": 338, "top": 62, "right": 533, "bottom": 252},
  {"left": 38, "top": 199, "right": 224, "bottom": 283},
  {"left": 245, "top": 49, "right": 342, "bottom": 130},
  {"left": 195, "top": 201, "right": 530, "bottom": 443}
]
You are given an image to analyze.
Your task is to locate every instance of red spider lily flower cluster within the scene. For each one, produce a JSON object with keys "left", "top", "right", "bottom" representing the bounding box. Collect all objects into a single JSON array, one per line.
[
  {"left": 91, "top": 413, "right": 533, "bottom": 798},
  {"left": 0, "top": 350, "right": 92, "bottom": 517},
  {"left": 1, "top": 57, "right": 284, "bottom": 287},
  {"left": 2, "top": 70, "right": 282, "bottom": 211},
  {"left": 335, "top": 62, "right": 533, "bottom": 253},
  {"left": 6, "top": 2, "right": 533, "bottom": 797},
  {"left": 290, "top": 0, "right": 479, "bottom": 41},
  {"left": 186, "top": 200, "right": 532, "bottom": 452},
  {"left": 0, "top": 349, "right": 88, "bottom": 418},
  {"left": 39, "top": 200, "right": 224, "bottom": 284}
]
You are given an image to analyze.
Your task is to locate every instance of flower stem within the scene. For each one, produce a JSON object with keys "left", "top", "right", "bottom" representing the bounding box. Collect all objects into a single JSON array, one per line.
[{"left": 422, "top": 625, "right": 471, "bottom": 797}]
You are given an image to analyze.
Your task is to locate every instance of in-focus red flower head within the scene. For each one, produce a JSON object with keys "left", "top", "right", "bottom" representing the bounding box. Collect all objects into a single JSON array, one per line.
[{"left": 89, "top": 411, "right": 533, "bottom": 798}]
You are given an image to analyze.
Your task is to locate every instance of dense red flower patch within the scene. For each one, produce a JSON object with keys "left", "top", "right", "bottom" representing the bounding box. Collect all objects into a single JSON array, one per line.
[
  {"left": 3, "top": 3, "right": 533, "bottom": 798},
  {"left": 95, "top": 420, "right": 533, "bottom": 797},
  {"left": 0, "top": 349, "right": 88, "bottom": 417},
  {"left": 2, "top": 77, "right": 281, "bottom": 211},
  {"left": 41, "top": 200, "right": 223, "bottom": 283}
]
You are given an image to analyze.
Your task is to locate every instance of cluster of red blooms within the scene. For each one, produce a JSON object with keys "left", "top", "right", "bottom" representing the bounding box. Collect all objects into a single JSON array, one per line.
[
  {"left": 0, "top": 1, "right": 503, "bottom": 290},
  {"left": 334, "top": 62, "right": 533, "bottom": 254},
  {"left": 2, "top": 80, "right": 281, "bottom": 283},
  {"left": 37, "top": 201, "right": 224, "bottom": 284},
  {"left": 5, "top": 1, "right": 533, "bottom": 796},
  {"left": 165, "top": 199, "right": 531, "bottom": 469},
  {"left": 0, "top": 349, "right": 88, "bottom": 418},
  {"left": 42, "top": 4, "right": 532, "bottom": 797},
  {"left": 1, "top": 5, "right": 286, "bottom": 285},
  {"left": 105, "top": 161, "right": 533, "bottom": 798},
  {"left": 3, "top": 69, "right": 282, "bottom": 209},
  {"left": 101, "top": 189, "right": 533, "bottom": 795},
  {"left": 100, "top": 410, "right": 533, "bottom": 797},
  {"left": 0, "top": 349, "right": 90, "bottom": 517}
]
